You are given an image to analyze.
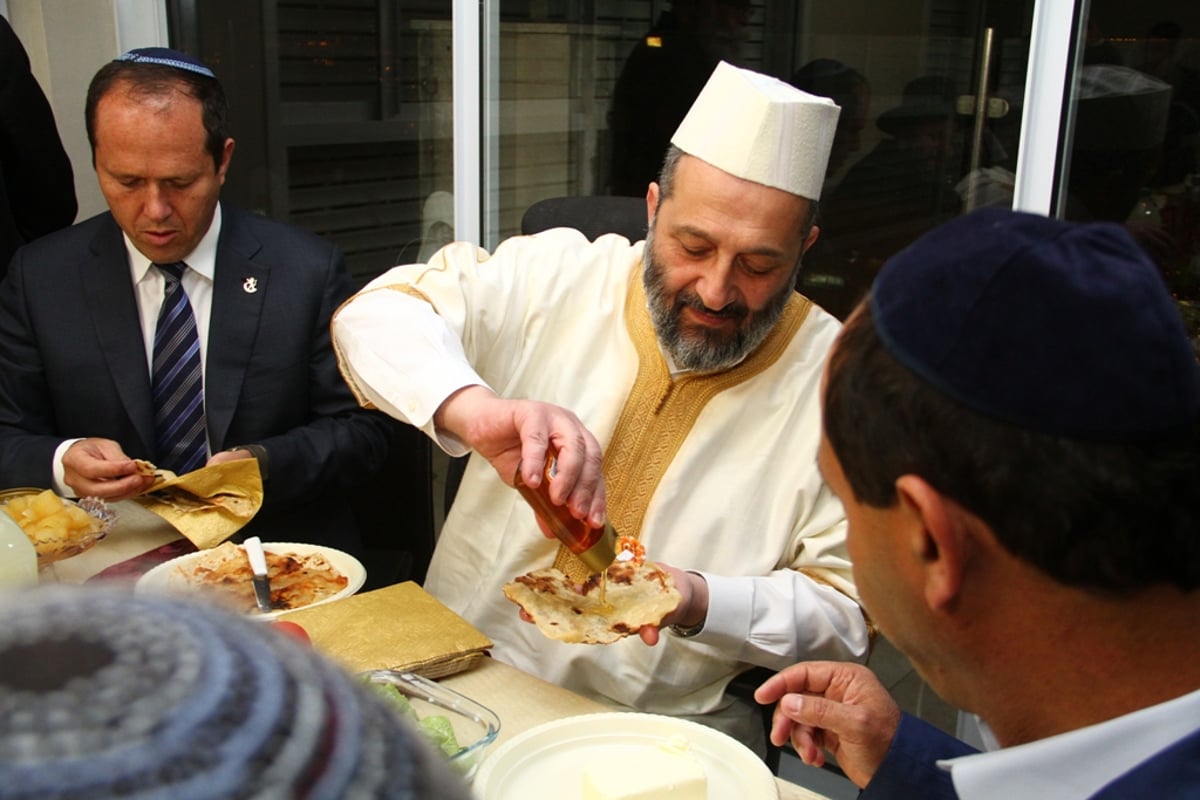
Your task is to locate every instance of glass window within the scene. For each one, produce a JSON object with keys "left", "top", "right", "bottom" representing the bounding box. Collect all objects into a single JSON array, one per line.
[
  {"left": 174, "top": 1, "right": 1042, "bottom": 321},
  {"left": 175, "top": 0, "right": 455, "bottom": 285},
  {"left": 488, "top": 0, "right": 1038, "bottom": 318},
  {"left": 1061, "top": 1, "right": 1200, "bottom": 351}
]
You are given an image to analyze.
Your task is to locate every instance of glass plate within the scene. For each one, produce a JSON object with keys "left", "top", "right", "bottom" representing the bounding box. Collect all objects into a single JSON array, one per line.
[{"left": 0, "top": 488, "right": 117, "bottom": 568}]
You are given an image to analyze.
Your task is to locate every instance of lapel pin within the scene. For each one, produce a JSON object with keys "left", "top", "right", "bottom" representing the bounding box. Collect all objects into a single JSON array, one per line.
[{"left": 243, "top": 277, "right": 258, "bottom": 294}]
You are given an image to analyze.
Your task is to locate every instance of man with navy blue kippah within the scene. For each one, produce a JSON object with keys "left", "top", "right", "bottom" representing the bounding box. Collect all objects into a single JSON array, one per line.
[
  {"left": 755, "top": 208, "right": 1200, "bottom": 798},
  {"left": 0, "top": 47, "right": 398, "bottom": 552}
]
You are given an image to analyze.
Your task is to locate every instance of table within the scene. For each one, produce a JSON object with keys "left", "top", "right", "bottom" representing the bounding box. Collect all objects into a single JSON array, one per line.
[
  {"left": 55, "top": 506, "right": 831, "bottom": 800},
  {"left": 46, "top": 499, "right": 181, "bottom": 584}
]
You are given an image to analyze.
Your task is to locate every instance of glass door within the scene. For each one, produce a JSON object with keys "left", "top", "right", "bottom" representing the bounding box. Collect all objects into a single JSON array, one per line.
[
  {"left": 486, "top": 0, "right": 1040, "bottom": 319},
  {"left": 1059, "top": 1, "right": 1200, "bottom": 350}
]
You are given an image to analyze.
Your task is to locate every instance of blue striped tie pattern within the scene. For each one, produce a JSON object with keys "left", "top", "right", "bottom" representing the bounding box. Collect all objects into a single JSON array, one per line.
[{"left": 152, "top": 262, "right": 206, "bottom": 473}]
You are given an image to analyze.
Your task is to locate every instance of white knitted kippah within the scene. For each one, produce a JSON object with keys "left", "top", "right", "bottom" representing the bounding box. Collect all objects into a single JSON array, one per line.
[{"left": 0, "top": 586, "right": 472, "bottom": 800}]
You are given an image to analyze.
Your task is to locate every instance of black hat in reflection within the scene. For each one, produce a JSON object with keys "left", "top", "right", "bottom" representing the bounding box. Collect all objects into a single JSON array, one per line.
[{"left": 876, "top": 75, "right": 959, "bottom": 136}]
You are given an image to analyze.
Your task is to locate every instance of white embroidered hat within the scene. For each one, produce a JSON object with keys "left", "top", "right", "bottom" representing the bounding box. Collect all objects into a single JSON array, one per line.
[{"left": 671, "top": 61, "right": 841, "bottom": 199}]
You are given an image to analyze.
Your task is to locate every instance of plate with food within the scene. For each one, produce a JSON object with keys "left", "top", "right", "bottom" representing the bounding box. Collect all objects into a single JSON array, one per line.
[
  {"left": 0, "top": 487, "right": 117, "bottom": 568},
  {"left": 136, "top": 540, "right": 365, "bottom": 619},
  {"left": 473, "top": 711, "right": 778, "bottom": 799}
]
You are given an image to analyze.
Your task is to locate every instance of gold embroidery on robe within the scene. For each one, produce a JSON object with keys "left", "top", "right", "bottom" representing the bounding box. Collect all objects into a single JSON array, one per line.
[{"left": 555, "top": 265, "right": 812, "bottom": 582}]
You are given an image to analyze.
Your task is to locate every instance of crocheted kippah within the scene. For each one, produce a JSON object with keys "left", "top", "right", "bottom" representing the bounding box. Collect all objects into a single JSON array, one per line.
[
  {"left": 870, "top": 208, "right": 1200, "bottom": 441},
  {"left": 0, "top": 586, "right": 470, "bottom": 799},
  {"left": 114, "top": 47, "right": 216, "bottom": 78}
]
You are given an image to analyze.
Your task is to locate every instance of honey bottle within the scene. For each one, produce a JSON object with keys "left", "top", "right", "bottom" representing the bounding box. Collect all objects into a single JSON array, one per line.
[{"left": 514, "top": 459, "right": 617, "bottom": 575}]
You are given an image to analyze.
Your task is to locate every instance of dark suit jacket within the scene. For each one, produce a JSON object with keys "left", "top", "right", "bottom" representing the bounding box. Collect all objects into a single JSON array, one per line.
[
  {"left": 0, "top": 205, "right": 398, "bottom": 552},
  {"left": 0, "top": 16, "right": 76, "bottom": 276},
  {"left": 861, "top": 713, "right": 971, "bottom": 799},
  {"left": 1091, "top": 725, "right": 1200, "bottom": 797},
  {"left": 863, "top": 712, "right": 1200, "bottom": 798}
]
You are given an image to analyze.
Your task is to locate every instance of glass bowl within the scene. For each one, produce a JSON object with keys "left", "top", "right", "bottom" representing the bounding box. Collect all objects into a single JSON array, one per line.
[
  {"left": 361, "top": 669, "right": 500, "bottom": 781},
  {"left": 0, "top": 488, "right": 117, "bottom": 569}
]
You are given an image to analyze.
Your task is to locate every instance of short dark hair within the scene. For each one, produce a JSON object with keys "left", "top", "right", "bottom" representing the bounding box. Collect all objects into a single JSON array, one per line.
[
  {"left": 85, "top": 60, "right": 229, "bottom": 171},
  {"left": 656, "top": 145, "right": 820, "bottom": 236},
  {"left": 824, "top": 300, "right": 1200, "bottom": 594}
]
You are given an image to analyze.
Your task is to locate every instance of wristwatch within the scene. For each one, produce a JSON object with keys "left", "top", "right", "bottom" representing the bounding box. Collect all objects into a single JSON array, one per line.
[{"left": 668, "top": 620, "right": 705, "bottom": 638}]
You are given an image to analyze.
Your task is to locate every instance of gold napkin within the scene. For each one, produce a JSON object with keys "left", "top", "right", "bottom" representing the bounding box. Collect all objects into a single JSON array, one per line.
[
  {"left": 277, "top": 582, "right": 493, "bottom": 679},
  {"left": 133, "top": 459, "right": 264, "bottom": 549}
]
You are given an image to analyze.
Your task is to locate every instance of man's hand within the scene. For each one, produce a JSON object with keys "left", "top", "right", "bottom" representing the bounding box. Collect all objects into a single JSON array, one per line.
[
  {"left": 207, "top": 447, "right": 254, "bottom": 466},
  {"left": 435, "top": 385, "right": 606, "bottom": 526},
  {"left": 638, "top": 563, "right": 706, "bottom": 646},
  {"left": 754, "top": 661, "right": 901, "bottom": 788},
  {"left": 61, "top": 438, "right": 157, "bottom": 500}
]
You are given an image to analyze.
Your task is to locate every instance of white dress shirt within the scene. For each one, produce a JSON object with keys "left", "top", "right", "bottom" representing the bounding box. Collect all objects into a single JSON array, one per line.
[
  {"left": 52, "top": 207, "right": 223, "bottom": 494},
  {"left": 942, "top": 688, "right": 1200, "bottom": 799}
]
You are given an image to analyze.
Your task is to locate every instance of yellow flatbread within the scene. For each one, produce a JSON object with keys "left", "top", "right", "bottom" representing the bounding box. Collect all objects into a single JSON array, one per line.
[
  {"left": 145, "top": 488, "right": 256, "bottom": 519},
  {"left": 502, "top": 561, "right": 681, "bottom": 644}
]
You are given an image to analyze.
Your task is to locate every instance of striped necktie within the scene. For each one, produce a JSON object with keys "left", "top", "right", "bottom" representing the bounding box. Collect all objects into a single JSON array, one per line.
[{"left": 152, "top": 262, "right": 206, "bottom": 473}]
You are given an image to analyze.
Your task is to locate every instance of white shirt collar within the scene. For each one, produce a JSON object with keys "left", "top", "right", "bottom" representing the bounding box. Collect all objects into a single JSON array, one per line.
[
  {"left": 940, "top": 688, "right": 1200, "bottom": 799},
  {"left": 126, "top": 203, "right": 222, "bottom": 283}
]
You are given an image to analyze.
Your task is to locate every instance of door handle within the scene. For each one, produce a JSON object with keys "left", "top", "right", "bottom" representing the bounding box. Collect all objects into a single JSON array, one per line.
[{"left": 956, "top": 95, "right": 1010, "bottom": 119}]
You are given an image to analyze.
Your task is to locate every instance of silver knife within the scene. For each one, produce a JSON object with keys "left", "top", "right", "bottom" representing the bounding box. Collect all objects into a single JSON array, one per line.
[{"left": 244, "top": 536, "right": 273, "bottom": 613}]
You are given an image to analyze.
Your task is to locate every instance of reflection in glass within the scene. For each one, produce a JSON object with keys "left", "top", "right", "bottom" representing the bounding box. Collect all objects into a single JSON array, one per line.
[
  {"left": 181, "top": 0, "right": 455, "bottom": 284},
  {"left": 1063, "top": 3, "right": 1200, "bottom": 350}
]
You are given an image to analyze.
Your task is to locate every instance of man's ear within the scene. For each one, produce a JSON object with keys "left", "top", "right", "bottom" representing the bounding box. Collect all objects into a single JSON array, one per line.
[
  {"left": 646, "top": 182, "right": 660, "bottom": 224},
  {"left": 894, "top": 474, "right": 969, "bottom": 614},
  {"left": 217, "top": 137, "right": 236, "bottom": 184},
  {"left": 802, "top": 222, "right": 820, "bottom": 255}
]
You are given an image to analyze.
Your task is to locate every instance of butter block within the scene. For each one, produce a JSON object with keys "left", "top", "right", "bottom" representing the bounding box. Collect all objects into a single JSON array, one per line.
[{"left": 582, "top": 736, "right": 707, "bottom": 800}]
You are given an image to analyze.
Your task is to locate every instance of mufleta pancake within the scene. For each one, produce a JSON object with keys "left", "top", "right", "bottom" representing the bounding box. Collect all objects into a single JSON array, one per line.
[{"left": 503, "top": 561, "right": 681, "bottom": 644}]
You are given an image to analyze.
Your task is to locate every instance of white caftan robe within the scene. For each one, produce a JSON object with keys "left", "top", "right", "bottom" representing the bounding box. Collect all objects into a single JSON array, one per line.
[{"left": 333, "top": 228, "right": 869, "bottom": 743}]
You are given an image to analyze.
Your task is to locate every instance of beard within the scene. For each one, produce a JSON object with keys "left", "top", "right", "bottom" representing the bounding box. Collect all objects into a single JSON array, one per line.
[{"left": 642, "top": 225, "right": 798, "bottom": 373}]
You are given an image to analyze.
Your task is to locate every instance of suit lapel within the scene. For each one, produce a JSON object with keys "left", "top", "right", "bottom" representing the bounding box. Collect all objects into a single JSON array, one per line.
[
  {"left": 1089, "top": 727, "right": 1200, "bottom": 797},
  {"left": 206, "top": 208, "right": 268, "bottom": 450},
  {"left": 85, "top": 218, "right": 156, "bottom": 454}
]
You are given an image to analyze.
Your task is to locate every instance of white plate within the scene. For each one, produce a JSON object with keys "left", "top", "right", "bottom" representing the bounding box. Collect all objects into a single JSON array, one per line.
[
  {"left": 473, "top": 711, "right": 778, "bottom": 799},
  {"left": 135, "top": 541, "right": 365, "bottom": 620}
]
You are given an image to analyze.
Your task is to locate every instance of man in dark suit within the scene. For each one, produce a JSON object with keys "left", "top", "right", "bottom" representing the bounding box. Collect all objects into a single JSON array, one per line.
[
  {"left": 0, "top": 15, "right": 77, "bottom": 277},
  {"left": 755, "top": 210, "right": 1200, "bottom": 797},
  {"left": 0, "top": 48, "right": 397, "bottom": 553}
]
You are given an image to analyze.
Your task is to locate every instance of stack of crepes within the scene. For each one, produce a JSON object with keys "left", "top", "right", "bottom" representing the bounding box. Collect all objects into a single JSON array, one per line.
[
  {"left": 278, "top": 582, "right": 493, "bottom": 679},
  {"left": 134, "top": 458, "right": 263, "bottom": 548}
]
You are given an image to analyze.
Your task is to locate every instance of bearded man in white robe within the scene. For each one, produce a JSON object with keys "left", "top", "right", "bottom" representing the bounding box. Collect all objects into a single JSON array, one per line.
[{"left": 332, "top": 63, "right": 871, "bottom": 750}]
